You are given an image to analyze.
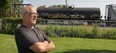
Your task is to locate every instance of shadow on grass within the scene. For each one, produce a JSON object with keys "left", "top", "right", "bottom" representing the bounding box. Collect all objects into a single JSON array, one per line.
[{"left": 54, "top": 49, "right": 116, "bottom": 53}]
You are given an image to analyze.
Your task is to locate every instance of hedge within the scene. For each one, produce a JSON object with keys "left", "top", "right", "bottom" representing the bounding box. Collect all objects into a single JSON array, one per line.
[
  {"left": 38, "top": 25, "right": 116, "bottom": 39},
  {"left": 0, "top": 18, "right": 22, "bottom": 34}
]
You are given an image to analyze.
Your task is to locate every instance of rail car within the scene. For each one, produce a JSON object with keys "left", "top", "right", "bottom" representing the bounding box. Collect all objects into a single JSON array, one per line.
[
  {"left": 37, "top": 7, "right": 101, "bottom": 20},
  {"left": 105, "top": 4, "right": 116, "bottom": 21},
  {"left": 104, "top": 4, "right": 116, "bottom": 26},
  {"left": 37, "top": 4, "right": 116, "bottom": 26}
]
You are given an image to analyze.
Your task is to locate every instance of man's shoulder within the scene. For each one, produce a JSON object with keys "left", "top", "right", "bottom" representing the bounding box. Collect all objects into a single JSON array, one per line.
[
  {"left": 15, "top": 26, "right": 30, "bottom": 36},
  {"left": 16, "top": 26, "right": 26, "bottom": 31},
  {"left": 15, "top": 25, "right": 29, "bottom": 33}
]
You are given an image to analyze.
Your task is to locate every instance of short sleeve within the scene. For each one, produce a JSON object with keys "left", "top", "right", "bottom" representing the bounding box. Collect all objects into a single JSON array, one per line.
[{"left": 15, "top": 29, "right": 39, "bottom": 48}]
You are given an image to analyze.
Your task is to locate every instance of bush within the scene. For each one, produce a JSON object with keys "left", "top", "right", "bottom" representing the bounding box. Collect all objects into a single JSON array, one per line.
[
  {"left": 102, "top": 29, "right": 116, "bottom": 39},
  {"left": 0, "top": 18, "right": 22, "bottom": 34},
  {"left": 37, "top": 25, "right": 116, "bottom": 39}
]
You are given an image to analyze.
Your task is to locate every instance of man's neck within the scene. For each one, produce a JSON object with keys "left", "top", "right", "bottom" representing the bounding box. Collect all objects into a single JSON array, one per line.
[{"left": 23, "top": 23, "right": 34, "bottom": 29}]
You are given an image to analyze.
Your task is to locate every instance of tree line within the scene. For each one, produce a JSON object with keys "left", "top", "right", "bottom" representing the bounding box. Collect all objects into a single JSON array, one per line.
[{"left": 0, "top": 0, "right": 23, "bottom": 18}]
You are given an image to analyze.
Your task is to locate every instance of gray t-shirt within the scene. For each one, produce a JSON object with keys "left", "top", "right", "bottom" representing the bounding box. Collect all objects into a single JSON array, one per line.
[{"left": 15, "top": 25, "right": 51, "bottom": 53}]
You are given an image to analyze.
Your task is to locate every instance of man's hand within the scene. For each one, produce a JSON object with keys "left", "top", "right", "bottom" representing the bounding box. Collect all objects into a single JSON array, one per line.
[
  {"left": 44, "top": 41, "right": 49, "bottom": 44},
  {"left": 46, "top": 41, "right": 55, "bottom": 52}
]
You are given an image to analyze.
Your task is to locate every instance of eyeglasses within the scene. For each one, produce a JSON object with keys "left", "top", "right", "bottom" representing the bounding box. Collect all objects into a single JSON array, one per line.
[{"left": 25, "top": 11, "right": 39, "bottom": 16}]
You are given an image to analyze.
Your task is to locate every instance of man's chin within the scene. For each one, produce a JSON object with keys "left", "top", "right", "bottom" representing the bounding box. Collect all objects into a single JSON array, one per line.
[{"left": 31, "top": 22, "right": 36, "bottom": 26}]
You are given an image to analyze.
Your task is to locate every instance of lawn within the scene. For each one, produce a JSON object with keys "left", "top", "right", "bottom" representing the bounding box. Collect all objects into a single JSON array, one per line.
[{"left": 0, "top": 34, "right": 116, "bottom": 53}]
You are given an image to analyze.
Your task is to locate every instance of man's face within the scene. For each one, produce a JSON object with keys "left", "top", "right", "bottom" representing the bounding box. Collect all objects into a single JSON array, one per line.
[{"left": 24, "top": 8, "right": 38, "bottom": 25}]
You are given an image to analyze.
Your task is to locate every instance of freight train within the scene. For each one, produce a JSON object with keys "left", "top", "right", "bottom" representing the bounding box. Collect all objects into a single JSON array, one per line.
[
  {"left": 37, "top": 4, "right": 116, "bottom": 26},
  {"left": 37, "top": 7, "right": 101, "bottom": 20}
]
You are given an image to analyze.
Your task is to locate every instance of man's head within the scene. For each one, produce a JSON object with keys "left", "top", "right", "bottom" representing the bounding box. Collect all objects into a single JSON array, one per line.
[{"left": 21, "top": 5, "right": 38, "bottom": 27}]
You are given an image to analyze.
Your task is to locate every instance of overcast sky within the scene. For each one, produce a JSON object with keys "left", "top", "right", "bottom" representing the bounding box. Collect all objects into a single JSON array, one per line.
[{"left": 23, "top": 0, "right": 116, "bottom": 18}]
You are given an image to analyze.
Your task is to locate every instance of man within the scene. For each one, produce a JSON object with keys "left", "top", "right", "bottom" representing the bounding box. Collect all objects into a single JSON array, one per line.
[{"left": 15, "top": 5, "right": 55, "bottom": 53}]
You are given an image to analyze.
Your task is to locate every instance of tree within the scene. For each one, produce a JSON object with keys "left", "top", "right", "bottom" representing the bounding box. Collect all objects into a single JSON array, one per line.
[
  {"left": 0, "top": 0, "right": 12, "bottom": 18},
  {"left": 0, "top": 0, "right": 23, "bottom": 18},
  {"left": 0, "top": 0, "right": 23, "bottom": 33},
  {"left": 11, "top": 0, "right": 24, "bottom": 18},
  {"left": 12, "top": 0, "right": 23, "bottom": 4}
]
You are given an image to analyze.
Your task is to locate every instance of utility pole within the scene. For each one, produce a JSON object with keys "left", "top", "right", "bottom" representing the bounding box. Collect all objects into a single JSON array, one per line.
[{"left": 66, "top": 0, "right": 67, "bottom": 6}]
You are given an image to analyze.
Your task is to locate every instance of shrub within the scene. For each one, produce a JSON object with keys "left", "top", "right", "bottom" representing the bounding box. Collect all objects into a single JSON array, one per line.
[
  {"left": 102, "top": 28, "right": 116, "bottom": 39},
  {"left": 37, "top": 25, "right": 116, "bottom": 39},
  {"left": 0, "top": 18, "right": 22, "bottom": 34}
]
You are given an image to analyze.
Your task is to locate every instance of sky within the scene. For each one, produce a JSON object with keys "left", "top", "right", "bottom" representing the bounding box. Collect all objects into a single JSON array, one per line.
[{"left": 23, "top": 0, "right": 116, "bottom": 18}]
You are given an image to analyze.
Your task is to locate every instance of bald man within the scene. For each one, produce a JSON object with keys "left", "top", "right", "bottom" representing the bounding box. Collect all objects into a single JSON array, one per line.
[{"left": 15, "top": 5, "right": 55, "bottom": 53}]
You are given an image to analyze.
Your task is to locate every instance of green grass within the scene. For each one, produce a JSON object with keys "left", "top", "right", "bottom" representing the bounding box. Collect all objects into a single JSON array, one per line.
[
  {"left": 0, "top": 34, "right": 116, "bottom": 53},
  {"left": 51, "top": 38, "right": 116, "bottom": 53},
  {"left": 0, "top": 34, "right": 17, "bottom": 53}
]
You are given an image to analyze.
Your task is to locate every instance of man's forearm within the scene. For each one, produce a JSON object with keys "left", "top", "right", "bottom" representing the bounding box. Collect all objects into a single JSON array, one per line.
[
  {"left": 29, "top": 41, "right": 49, "bottom": 53},
  {"left": 36, "top": 41, "right": 55, "bottom": 52}
]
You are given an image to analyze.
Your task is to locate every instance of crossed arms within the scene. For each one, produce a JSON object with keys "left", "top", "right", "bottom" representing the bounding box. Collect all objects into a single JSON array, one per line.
[{"left": 29, "top": 41, "right": 55, "bottom": 53}]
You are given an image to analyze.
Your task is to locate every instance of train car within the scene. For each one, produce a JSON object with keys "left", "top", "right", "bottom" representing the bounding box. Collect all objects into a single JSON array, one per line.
[
  {"left": 105, "top": 4, "right": 116, "bottom": 21},
  {"left": 105, "top": 4, "right": 116, "bottom": 26},
  {"left": 37, "top": 7, "right": 101, "bottom": 20}
]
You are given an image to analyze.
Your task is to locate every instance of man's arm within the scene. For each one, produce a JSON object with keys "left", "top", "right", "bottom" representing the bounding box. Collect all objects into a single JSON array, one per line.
[{"left": 29, "top": 41, "right": 55, "bottom": 53}]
